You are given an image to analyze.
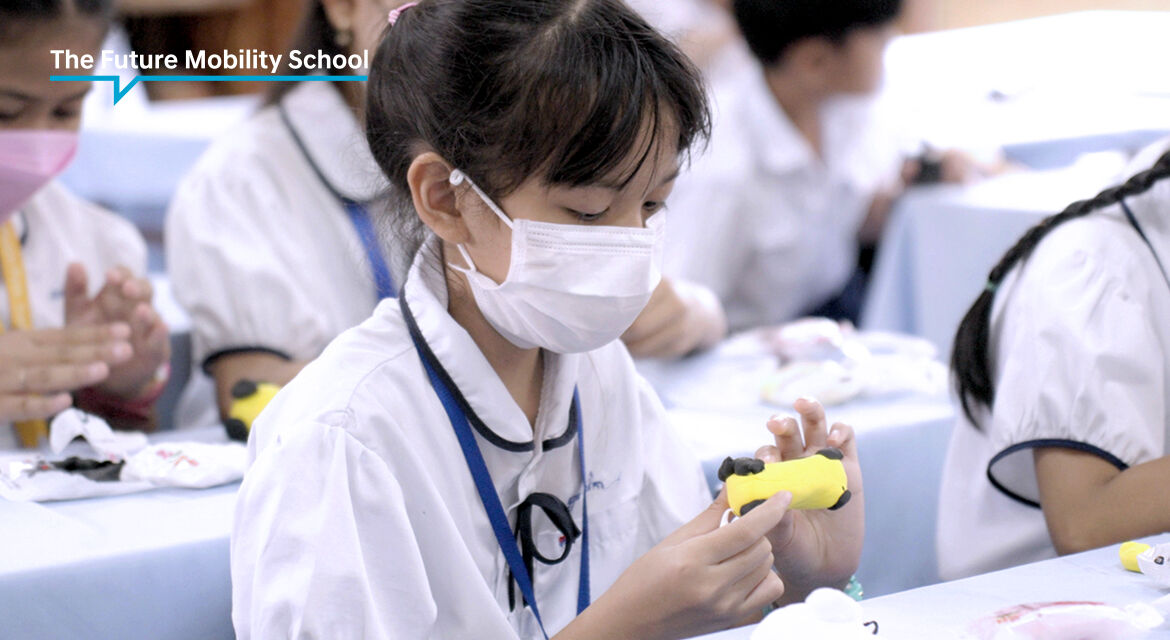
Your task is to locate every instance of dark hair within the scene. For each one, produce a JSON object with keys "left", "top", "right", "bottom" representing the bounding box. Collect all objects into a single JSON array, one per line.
[
  {"left": 264, "top": 1, "right": 346, "bottom": 106},
  {"left": 952, "top": 148, "right": 1170, "bottom": 426},
  {"left": 732, "top": 0, "right": 902, "bottom": 66},
  {"left": 0, "top": 0, "right": 112, "bottom": 43},
  {"left": 365, "top": 0, "right": 711, "bottom": 270}
]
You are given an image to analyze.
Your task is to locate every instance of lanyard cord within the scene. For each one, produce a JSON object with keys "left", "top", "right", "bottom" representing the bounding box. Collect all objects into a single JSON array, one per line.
[
  {"left": 399, "top": 292, "right": 590, "bottom": 637},
  {"left": 277, "top": 104, "right": 395, "bottom": 300}
]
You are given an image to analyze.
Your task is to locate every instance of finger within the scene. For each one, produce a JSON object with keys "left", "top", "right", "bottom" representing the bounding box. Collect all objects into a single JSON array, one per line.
[
  {"left": 755, "top": 444, "right": 781, "bottom": 464},
  {"left": 40, "top": 339, "right": 132, "bottom": 366},
  {"left": 662, "top": 488, "right": 730, "bottom": 546},
  {"left": 742, "top": 570, "right": 786, "bottom": 612},
  {"left": 767, "top": 415, "right": 804, "bottom": 460},
  {"left": 29, "top": 323, "right": 131, "bottom": 346},
  {"left": 0, "top": 392, "right": 73, "bottom": 422},
  {"left": 718, "top": 536, "right": 773, "bottom": 584},
  {"left": 794, "top": 397, "right": 828, "bottom": 451},
  {"left": 63, "top": 263, "right": 89, "bottom": 323},
  {"left": 827, "top": 422, "right": 858, "bottom": 458},
  {"left": 121, "top": 275, "right": 153, "bottom": 303},
  {"left": 700, "top": 491, "right": 791, "bottom": 562},
  {"left": 726, "top": 553, "right": 777, "bottom": 605},
  {"left": 0, "top": 362, "right": 109, "bottom": 394}
]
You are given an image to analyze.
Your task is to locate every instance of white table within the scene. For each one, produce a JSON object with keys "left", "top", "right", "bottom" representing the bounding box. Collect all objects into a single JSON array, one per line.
[
  {"left": 699, "top": 533, "right": 1170, "bottom": 639},
  {"left": 0, "top": 427, "right": 237, "bottom": 640},
  {"left": 637, "top": 334, "right": 955, "bottom": 598},
  {"left": 861, "top": 155, "right": 1128, "bottom": 359}
]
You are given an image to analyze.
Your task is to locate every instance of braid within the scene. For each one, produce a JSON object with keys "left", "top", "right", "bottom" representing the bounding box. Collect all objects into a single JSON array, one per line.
[{"left": 952, "top": 149, "right": 1170, "bottom": 427}]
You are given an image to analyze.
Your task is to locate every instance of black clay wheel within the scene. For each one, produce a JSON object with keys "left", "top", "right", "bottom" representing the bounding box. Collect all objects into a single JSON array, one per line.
[
  {"left": 829, "top": 489, "right": 851, "bottom": 511},
  {"left": 733, "top": 457, "right": 765, "bottom": 476},
  {"left": 225, "top": 418, "right": 249, "bottom": 442},
  {"left": 817, "top": 447, "right": 844, "bottom": 460},
  {"left": 740, "top": 499, "right": 766, "bottom": 515},
  {"left": 717, "top": 457, "right": 736, "bottom": 482},
  {"left": 231, "top": 379, "right": 259, "bottom": 399}
]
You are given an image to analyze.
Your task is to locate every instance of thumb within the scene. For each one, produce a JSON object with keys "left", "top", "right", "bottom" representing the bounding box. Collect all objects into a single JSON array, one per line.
[
  {"left": 661, "top": 487, "right": 730, "bottom": 545},
  {"left": 64, "top": 263, "right": 89, "bottom": 322}
]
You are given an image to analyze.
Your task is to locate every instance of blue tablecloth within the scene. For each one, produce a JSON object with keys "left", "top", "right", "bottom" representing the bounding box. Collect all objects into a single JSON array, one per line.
[
  {"left": 0, "top": 428, "right": 236, "bottom": 640},
  {"left": 636, "top": 334, "right": 955, "bottom": 598},
  {"left": 700, "top": 533, "right": 1170, "bottom": 639},
  {"left": 862, "top": 157, "right": 1129, "bottom": 358}
]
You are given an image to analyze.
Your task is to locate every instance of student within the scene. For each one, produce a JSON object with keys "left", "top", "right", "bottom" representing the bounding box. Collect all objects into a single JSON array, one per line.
[
  {"left": 939, "top": 143, "right": 1170, "bottom": 580},
  {"left": 665, "top": 0, "right": 910, "bottom": 330},
  {"left": 165, "top": 0, "right": 412, "bottom": 428},
  {"left": 168, "top": 0, "right": 723, "bottom": 432},
  {"left": 231, "top": 1, "right": 864, "bottom": 638},
  {"left": 0, "top": 0, "right": 170, "bottom": 447}
]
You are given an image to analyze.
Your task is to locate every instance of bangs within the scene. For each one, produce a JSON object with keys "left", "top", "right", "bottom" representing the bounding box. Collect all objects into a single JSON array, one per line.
[{"left": 470, "top": 0, "right": 708, "bottom": 193}]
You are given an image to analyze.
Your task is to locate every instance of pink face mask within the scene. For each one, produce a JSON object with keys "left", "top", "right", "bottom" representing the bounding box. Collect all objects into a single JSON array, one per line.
[{"left": 0, "top": 130, "right": 79, "bottom": 224}]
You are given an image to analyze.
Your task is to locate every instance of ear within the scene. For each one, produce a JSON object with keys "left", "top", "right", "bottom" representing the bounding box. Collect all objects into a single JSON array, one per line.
[
  {"left": 407, "top": 152, "right": 471, "bottom": 245},
  {"left": 320, "top": 0, "right": 357, "bottom": 34}
]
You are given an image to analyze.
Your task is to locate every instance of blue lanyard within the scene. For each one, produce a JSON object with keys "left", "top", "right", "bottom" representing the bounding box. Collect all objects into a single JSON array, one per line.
[
  {"left": 278, "top": 104, "right": 395, "bottom": 301},
  {"left": 401, "top": 296, "right": 589, "bottom": 637},
  {"left": 342, "top": 199, "right": 396, "bottom": 300}
]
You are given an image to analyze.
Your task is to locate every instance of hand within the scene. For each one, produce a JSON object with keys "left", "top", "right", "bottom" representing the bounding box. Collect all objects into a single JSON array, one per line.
[
  {"left": 64, "top": 264, "right": 170, "bottom": 398},
  {"left": 0, "top": 323, "right": 132, "bottom": 421},
  {"left": 568, "top": 491, "right": 790, "bottom": 640},
  {"left": 622, "top": 278, "right": 726, "bottom": 359},
  {"left": 756, "top": 398, "right": 864, "bottom": 603}
]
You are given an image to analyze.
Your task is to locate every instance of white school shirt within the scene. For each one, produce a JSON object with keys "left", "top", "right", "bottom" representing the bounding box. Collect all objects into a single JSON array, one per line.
[
  {"left": 231, "top": 237, "right": 712, "bottom": 639},
  {"left": 665, "top": 64, "right": 903, "bottom": 331},
  {"left": 937, "top": 165, "right": 1170, "bottom": 580},
  {"left": 0, "top": 182, "right": 148, "bottom": 449},
  {"left": 165, "top": 81, "right": 393, "bottom": 429}
]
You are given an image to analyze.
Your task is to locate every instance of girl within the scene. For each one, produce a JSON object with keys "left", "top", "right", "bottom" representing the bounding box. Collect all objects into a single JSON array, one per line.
[
  {"left": 166, "top": 0, "right": 412, "bottom": 428},
  {"left": 940, "top": 143, "right": 1170, "bottom": 579},
  {"left": 168, "top": 0, "right": 723, "bottom": 434},
  {"left": 231, "top": 1, "right": 863, "bottom": 638},
  {"left": 0, "top": 0, "right": 170, "bottom": 447}
]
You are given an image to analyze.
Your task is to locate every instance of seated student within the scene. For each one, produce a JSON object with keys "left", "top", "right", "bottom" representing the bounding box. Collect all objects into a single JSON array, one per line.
[
  {"left": 939, "top": 142, "right": 1170, "bottom": 580},
  {"left": 665, "top": 0, "right": 910, "bottom": 330},
  {"left": 166, "top": 0, "right": 412, "bottom": 429},
  {"left": 0, "top": 0, "right": 171, "bottom": 448},
  {"left": 231, "top": 1, "right": 864, "bottom": 637},
  {"left": 168, "top": 0, "right": 724, "bottom": 432}
]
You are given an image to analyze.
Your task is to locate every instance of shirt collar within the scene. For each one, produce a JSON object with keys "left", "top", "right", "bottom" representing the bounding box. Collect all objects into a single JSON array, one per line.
[
  {"left": 732, "top": 65, "right": 817, "bottom": 176},
  {"left": 402, "top": 236, "right": 581, "bottom": 452},
  {"left": 280, "top": 81, "right": 386, "bottom": 203}
]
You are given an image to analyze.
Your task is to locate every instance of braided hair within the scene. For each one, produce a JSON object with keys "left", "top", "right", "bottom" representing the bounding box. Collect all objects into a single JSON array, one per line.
[{"left": 952, "top": 148, "right": 1170, "bottom": 426}]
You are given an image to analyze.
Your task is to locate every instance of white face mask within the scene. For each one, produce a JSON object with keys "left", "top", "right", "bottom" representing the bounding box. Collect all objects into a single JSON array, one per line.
[{"left": 447, "top": 169, "right": 664, "bottom": 354}]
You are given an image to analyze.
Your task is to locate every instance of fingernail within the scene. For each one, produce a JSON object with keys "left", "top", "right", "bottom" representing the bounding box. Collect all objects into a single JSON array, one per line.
[
  {"left": 797, "top": 396, "right": 819, "bottom": 405},
  {"left": 110, "top": 323, "right": 131, "bottom": 337},
  {"left": 773, "top": 491, "right": 793, "bottom": 507},
  {"left": 88, "top": 362, "right": 108, "bottom": 378},
  {"left": 112, "top": 343, "right": 132, "bottom": 359}
]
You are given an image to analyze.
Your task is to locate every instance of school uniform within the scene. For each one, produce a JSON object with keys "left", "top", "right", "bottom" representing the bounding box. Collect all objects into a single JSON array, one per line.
[
  {"left": 0, "top": 182, "right": 148, "bottom": 449},
  {"left": 231, "top": 236, "right": 711, "bottom": 639},
  {"left": 165, "top": 80, "right": 395, "bottom": 429},
  {"left": 665, "top": 63, "right": 903, "bottom": 331},
  {"left": 937, "top": 160, "right": 1170, "bottom": 580}
]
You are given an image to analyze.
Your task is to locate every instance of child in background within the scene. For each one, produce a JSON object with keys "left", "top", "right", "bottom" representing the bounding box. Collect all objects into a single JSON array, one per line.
[
  {"left": 166, "top": 0, "right": 412, "bottom": 429},
  {"left": 940, "top": 142, "right": 1170, "bottom": 579},
  {"left": 231, "top": 1, "right": 864, "bottom": 637},
  {"left": 667, "top": 0, "right": 916, "bottom": 330},
  {"left": 0, "top": 0, "right": 170, "bottom": 446},
  {"left": 168, "top": 0, "right": 725, "bottom": 433}
]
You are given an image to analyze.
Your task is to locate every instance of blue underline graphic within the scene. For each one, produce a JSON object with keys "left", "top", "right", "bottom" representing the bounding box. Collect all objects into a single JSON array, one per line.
[{"left": 49, "top": 74, "right": 368, "bottom": 105}]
